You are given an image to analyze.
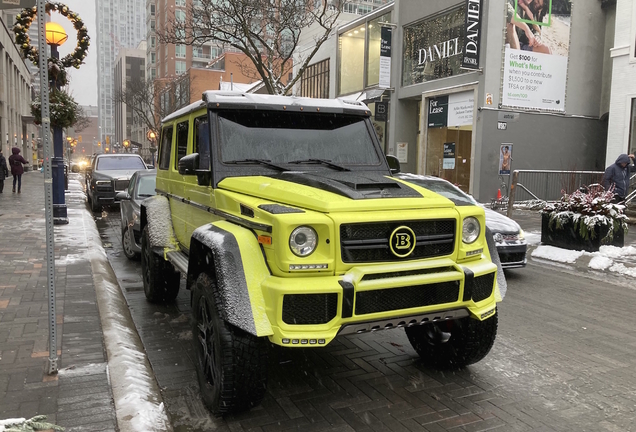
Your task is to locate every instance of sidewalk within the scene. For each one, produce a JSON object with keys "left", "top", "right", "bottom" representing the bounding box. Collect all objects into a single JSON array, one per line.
[{"left": 0, "top": 172, "right": 168, "bottom": 432}]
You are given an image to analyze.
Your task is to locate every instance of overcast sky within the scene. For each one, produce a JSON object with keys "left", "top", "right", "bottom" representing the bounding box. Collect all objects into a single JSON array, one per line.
[{"left": 56, "top": 1, "right": 98, "bottom": 107}]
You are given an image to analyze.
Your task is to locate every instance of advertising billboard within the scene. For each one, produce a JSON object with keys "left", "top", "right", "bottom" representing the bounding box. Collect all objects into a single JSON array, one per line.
[{"left": 502, "top": 0, "right": 571, "bottom": 111}]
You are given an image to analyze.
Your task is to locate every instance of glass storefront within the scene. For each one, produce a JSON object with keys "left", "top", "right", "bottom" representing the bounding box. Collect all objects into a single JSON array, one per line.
[
  {"left": 402, "top": 5, "right": 468, "bottom": 86},
  {"left": 423, "top": 91, "right": 474, "bottom": 193},
  {"left": 338, "top": 12, "right": 392, "bottom": 95}
]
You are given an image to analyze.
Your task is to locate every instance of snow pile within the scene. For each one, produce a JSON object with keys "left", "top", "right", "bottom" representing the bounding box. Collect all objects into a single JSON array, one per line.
[
  {"left": 0, "top": 419, "right": 25, "bottom": 432},
  {"left": 588, "top": 256, "right": 613, "bottom": 270},
  {"left": 531, "top": 245, "right": 584, "bottom": 263}
]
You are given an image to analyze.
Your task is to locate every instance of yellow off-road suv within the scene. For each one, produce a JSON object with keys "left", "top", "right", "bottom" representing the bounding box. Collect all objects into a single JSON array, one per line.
[{"left": 140, "top": 91, "right": 503, "bottom": 416}]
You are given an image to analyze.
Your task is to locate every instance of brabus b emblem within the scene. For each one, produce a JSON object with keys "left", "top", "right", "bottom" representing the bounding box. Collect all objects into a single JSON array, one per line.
[{"left": 389, "top": 226, "right": 416, "bottom": 258}]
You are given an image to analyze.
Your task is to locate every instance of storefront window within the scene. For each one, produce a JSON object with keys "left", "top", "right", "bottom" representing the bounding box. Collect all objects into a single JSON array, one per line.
[
  {"left": 402, "top": 5, "right": 467, "bottom": 86},
  {"left": 366, "top": 13, "right": 391, "bottom": 87},
  {"left": 338, "top": 25, "right": 365, "bottom": 95}
]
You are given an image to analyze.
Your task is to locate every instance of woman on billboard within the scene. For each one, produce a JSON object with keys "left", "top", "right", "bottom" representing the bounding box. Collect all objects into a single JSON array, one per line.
[{"left": 506, "top": 0, "right": 551, "bottom": 54}]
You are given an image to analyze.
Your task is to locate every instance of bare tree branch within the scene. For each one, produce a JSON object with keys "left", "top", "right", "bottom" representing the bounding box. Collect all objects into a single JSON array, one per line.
[{"left": 156, "top": 0, "right": 344, "bottom": 95}]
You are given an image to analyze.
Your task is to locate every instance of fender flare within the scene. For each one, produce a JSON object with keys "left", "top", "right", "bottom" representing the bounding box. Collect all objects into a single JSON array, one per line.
[
  {"left": 187, "top": 221, "right": 273, "bottom": 337},
  {"left": 140, "top": 195, "right": 178, "bottom": 250},
  {"left": 485, "top": 226, "right": 507, "bottom": 301}
]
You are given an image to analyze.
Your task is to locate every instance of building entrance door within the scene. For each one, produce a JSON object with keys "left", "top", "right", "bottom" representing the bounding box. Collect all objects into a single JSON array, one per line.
[
  {"left": 425, "top": 126, "right": 472, "bottom": 192},
  {"left": 423, "top": 91, "right": 474, "bottom": 193}
]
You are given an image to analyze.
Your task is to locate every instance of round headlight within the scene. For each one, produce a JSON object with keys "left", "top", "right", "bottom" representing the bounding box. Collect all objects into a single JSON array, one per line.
[
  {"left": 462, "top": 217, "right": 481, "bottom": 244},
  {"left": 289, "top": 226, "right": 318, "bottom": 257}
]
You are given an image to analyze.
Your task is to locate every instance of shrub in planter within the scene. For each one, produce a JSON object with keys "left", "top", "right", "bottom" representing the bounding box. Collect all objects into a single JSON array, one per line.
[{"left": 541, "top": 184, "right": 627, "bottom": 252}]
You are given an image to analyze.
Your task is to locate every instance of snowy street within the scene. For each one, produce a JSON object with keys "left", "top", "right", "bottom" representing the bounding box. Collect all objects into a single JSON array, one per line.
[{"left": 93, "top": 192, "right": 636, "bottom": 431}]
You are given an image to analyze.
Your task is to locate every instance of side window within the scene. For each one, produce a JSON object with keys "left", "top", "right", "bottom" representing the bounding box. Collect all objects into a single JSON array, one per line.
[
  {"left": 127, "top": 173, "right": 137, "bottom": 196},
  {"left": 194, "top": 115, "right": 210, "bottom": 170},
  {"left": 159, "top": 125, "right": 173, "bottom": 170},
  {"left": 175, "top": 121, "right": 189, "bottom": 169}
]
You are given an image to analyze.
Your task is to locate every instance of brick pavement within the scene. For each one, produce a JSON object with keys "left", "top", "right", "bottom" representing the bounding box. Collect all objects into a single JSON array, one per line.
[{"left": 0, "top": 171, "right": 117, "bottom": 431}]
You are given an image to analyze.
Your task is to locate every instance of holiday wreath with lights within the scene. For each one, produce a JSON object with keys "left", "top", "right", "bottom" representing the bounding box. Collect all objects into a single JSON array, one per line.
[{"left": 13, "top": 1, "right": 90, "bottom": 86}]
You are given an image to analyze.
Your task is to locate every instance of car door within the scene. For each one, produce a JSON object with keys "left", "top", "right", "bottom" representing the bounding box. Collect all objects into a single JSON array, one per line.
[
  {"left": 184, "top": 113, "right": 220, "bottom": 244},
  {"left": 121, "top": 172, "right": 137, "bottom": 231}
]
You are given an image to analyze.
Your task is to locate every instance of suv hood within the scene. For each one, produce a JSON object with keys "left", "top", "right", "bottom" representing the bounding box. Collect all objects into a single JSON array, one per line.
[{"left": 219, "top": 172, "right": 456, "bottom": 212}]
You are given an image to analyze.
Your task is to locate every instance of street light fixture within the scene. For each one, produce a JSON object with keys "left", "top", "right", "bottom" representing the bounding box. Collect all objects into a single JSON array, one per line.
[{"left": 46, "top": 21, "right": 68, "bottom": 224}]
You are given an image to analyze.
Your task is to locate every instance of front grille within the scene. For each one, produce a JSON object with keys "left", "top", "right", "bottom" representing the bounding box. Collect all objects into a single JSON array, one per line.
[
  {"left": 472, "top": 273, "right": 495, "bottom": 302},
  {"left": 115, "top": 179, "right": 129, "bottom": 191},
  {"left": 500, "top": 252, "right": 525, "bottom": 263},
  {"left": 355, "top": 281, "right": 460, "bottom": 315},
  {"left": 283, "top": 293, "right": 338, "bottom": 325},
  {"left": 340, "top": 220, "right": 455, "bottom": 263}
]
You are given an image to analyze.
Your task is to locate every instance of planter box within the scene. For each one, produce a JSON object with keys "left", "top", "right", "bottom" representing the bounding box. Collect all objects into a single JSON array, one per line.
[{"left": 541, "top": 212, "right": 624, "bottom": 252}]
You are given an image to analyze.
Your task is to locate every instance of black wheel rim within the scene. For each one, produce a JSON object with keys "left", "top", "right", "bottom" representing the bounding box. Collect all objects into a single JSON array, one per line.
[{"left": 197, "top": 296, "right": 220, "bottom": 386}]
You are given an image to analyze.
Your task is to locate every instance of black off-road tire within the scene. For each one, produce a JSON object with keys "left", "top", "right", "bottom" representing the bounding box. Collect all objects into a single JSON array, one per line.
[
  {"left": 140, "top": 226, "right": 180, "bottom": 303},
  {"left": 122, "top": 226, "right": 140, "bottom": 261},
  {"left": 192, "top": 272, "right": 268, "bottom": 417},
  {"left": 405, "top": 311, "right": 498, "bottom": 369}
]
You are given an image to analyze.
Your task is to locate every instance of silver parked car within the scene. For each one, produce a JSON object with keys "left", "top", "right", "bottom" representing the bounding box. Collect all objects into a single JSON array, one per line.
[
  {"left": 396, "top": 173, "right": 527, "bottom": 269},
  {"left": 116, "top": 170, "right": 156, "bottom": 260}
]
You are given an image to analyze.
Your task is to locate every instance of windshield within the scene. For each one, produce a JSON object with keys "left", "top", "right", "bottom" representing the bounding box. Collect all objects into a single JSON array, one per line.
[
  {"left": 136, "top": 176, "right": 157, "bottom": 197},
  {"left": 217, "top": 110, "right": 381, "bottom": 165},
  {"left": 405, "top": 177, "right": 477, "bottom": 206},
  {"left": 97, "top": 156, "right": 146, "bottom": 170}
]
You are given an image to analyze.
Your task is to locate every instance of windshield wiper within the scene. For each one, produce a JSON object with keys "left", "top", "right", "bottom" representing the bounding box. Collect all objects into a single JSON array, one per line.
[
  {"left": 288, "top": 158, "right": 350, "bottom": 171},
  {"left": 138, "top": 194, "right": 154, "bottom": 198},
  {"left": 224, "top": 158, "right": 289, "bottom": 171}
]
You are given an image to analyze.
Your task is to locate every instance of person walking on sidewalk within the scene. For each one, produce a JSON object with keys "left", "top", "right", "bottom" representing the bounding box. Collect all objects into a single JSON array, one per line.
[
  {"left": 0, "top": 149, "right": 8, "bottom": 193},
  {"left": 603, "top": 153, "right": 636, "bottom": 203},
  {"left": 8, "top": 147, "right": 28, "bottom": 193}
]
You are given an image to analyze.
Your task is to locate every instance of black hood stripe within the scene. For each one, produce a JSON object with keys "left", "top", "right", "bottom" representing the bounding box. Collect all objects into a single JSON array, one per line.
[{"left": 269, "top": 171, "right": 422, "bottom": 200}]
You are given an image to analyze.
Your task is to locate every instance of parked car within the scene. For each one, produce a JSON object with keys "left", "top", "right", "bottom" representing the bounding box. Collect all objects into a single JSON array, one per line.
[
  {"left": 396, "top": 173, "right": 527, "bottom": 269},
  {"left": 116, "top": 170, "right": 157, "bottom": 260},
  {"left": 85, "top": 153, "right": 148, "bottom": 212}
]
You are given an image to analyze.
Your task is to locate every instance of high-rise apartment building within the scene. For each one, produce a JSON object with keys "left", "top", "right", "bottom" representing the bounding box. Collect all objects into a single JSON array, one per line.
[
  {"left": 114, "top": 46, "right": 146, "bottom": 153},
  {"left": 96, "top": 0, "right": 146, "bottom": 148},
  {"left": 147, "top": 0, "right": 223, "bottom": 84}
]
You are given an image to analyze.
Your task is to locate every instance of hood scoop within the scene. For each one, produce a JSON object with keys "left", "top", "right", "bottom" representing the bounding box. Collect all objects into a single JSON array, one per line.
[{"left": 271, "top": 171, "right": 422, "bottom": 200}]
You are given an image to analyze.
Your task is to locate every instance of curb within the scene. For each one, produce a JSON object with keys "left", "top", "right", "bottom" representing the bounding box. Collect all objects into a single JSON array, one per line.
[{"left": 76, "top": 189, "right": 173, "bottom": 431}]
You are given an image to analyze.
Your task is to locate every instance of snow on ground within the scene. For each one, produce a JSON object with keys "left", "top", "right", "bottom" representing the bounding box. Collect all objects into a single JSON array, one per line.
[
  {"left": 531, "top": 245, "right": 584, "bottom": 263},
  {"left": 524, "top": 231, "right": 541, "bottom": 246},
  {"left": 0, "top": 419, "right": 25, "bottom": 432},
  {"left": 530, "top": 241, "right": 636, "bottom": 278}
]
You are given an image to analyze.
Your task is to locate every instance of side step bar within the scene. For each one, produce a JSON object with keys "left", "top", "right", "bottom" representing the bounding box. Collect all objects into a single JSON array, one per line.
[{"left": 166, "top": 251, "right": 189, "bottom": 275}]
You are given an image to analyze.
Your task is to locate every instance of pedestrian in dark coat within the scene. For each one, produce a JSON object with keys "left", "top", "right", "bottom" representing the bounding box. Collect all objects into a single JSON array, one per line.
[
  {"left": 603, "top": 153, "right": 636, "bottom": 202},
  {"left": 8, "top": 147, "right": 28, "bottom": 194},
  {"left": 0, "top": 149, "right": 8, "bottom": 193}
]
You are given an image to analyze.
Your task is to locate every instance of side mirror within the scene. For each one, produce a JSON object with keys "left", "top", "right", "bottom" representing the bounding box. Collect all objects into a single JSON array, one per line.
[
  {"left": 178, "top": 153, "right": 199, "bottom": 175},
  {"left": 386, "top": 155, "right": 401, "bottom": 174},
  {"left": 115, "top": 191, "right": 130, "bottom": 201}
]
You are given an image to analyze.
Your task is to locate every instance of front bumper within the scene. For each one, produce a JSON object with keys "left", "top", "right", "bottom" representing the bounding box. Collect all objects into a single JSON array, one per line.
[
  {"left": 497, "top": 242, "right": 527, "bottom": 269},
  {"left": 260, "top": 257, "right": 498, "bottom": 347}
]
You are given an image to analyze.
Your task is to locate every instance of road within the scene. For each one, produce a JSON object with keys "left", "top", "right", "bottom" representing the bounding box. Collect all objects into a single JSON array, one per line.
[{"left": 93, "top": 201, "right": 636, "bottom": 432}]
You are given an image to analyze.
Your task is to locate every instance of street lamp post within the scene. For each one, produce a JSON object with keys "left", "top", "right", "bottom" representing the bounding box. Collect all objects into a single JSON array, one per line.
[
  {"left": 46, "top": 21, "right": 69, "bottom": 224},
  {"left": 147, "top": 130, "right": 157, "bottom": 167}
]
